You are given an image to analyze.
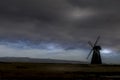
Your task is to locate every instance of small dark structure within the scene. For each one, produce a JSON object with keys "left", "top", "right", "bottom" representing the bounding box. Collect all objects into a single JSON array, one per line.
[{"left": 87, "top": 36, "right": 102, "bottom": 64}]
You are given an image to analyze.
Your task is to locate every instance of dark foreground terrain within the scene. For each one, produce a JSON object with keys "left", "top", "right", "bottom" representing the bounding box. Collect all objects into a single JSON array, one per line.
[{"left": 0, "top": 62, "right": 120, "bottom": 80}]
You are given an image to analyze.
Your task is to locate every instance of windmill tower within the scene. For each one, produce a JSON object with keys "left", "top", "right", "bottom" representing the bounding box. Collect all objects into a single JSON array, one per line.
[{"left": 87, "top": 36, "right": 102, "bottom": 64}]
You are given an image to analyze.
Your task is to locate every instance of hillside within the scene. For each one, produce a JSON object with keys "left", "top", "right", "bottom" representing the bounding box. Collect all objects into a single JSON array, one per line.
[{"left": 0, "top": 57, "right": 86, "bottom": 64}]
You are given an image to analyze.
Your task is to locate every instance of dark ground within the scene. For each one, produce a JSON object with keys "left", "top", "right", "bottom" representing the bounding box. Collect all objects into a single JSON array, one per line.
[{"left": 0, "top": 62, "right": 120, "bottom": 80}]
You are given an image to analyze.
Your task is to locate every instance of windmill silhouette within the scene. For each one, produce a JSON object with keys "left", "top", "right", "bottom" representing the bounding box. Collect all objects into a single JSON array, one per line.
[{"left": 87, "top": 36, "right": 102, "bottom": 64}]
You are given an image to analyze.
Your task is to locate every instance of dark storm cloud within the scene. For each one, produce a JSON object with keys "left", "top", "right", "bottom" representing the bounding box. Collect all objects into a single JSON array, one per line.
[
  {"left": 0, "top": 0, "right": 120, "bottom": 50},
  {"left": 0, "top": 0, "right": 70, "bottom": 22},
  {"left": 68, "top": 0, "right": 120, "bottom": 11},
  {"left": 0, "top": 0, "right": 68, "bottom": 41}
]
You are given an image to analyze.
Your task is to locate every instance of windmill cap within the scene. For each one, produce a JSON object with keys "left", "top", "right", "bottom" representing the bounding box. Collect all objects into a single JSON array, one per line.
[{"left": 93, "top": 46, "right": 101, "bottom": 50}]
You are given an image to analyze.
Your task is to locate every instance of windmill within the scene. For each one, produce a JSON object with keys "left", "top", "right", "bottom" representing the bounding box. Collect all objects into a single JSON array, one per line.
[{"left": 87, "top": 36, "right": 102, "bottom": 64}]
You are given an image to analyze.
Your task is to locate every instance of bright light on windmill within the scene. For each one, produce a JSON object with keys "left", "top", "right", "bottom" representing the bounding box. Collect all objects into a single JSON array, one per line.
[{"left": 101, "top": 49, "right": 112, "bottom": 54}]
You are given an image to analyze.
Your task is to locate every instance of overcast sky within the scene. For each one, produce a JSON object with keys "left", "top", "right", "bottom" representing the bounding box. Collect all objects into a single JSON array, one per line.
[{"left": 0, "top": 0, "right": 120, "bottom": 64}]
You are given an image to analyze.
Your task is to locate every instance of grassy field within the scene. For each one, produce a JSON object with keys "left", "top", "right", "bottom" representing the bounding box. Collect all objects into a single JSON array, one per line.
[{"left": 0, "top": 62, "right": 120, "bottom": 79}]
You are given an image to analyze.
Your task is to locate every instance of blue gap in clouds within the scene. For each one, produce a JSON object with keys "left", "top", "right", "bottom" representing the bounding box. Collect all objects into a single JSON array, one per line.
[
  {"left": 0, "top": 39, "right": 62, "bottom": 50},
  {"left": 0, "top": 39, "right": 41, "bottom": 49}
]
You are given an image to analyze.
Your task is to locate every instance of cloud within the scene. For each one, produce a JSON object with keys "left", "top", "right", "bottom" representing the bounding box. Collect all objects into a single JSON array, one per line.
[
  {"left": 0, "top": 0, "right": 120, "bottom": 63},
  {"left": 0, "top": 0, "right": 119, "bottom": 44},
  {"left": 0, "top": 0, "right": 98, "bottom": 46}
]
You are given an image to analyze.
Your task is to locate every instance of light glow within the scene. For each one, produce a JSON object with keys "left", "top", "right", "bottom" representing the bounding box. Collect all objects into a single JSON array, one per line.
[{"left": 101, "top": 49, "right": 112, "bottom": 54}]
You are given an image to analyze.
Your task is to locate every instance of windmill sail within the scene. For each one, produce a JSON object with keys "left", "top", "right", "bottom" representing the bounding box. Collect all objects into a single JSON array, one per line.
[{"left": 87, "top": 49, "right": 93, "bottom": 59}]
